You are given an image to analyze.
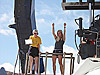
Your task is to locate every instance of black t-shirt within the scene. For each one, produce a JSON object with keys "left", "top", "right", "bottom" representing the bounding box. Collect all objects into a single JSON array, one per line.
[{"left": 54, "top": 39, "right": 65, "bottom": 50}]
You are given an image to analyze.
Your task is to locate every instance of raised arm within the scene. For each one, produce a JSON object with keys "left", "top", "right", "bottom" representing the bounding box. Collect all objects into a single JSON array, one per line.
[
  {"left": 52, "top": 23, "right": 57, "bottom": 40},
  {"left": 63, "top": 23, "right": 66, "bottom": 41}
]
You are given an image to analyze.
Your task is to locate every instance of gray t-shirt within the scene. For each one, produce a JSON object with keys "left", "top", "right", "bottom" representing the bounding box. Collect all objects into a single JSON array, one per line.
[{"left": 54, "top": 39, "right": 65, "bottom": 50}]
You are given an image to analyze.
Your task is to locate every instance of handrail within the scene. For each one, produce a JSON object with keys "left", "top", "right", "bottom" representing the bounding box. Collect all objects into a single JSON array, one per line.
[
  {"left": 13, "top": 49, "right": 20, "bottom": 75},
  {"left": 41, "top": 52, "right": 73, "bottom": 55},
  {"left": 38, "top": 53, "right": 41, "bottom": 74},
  {"left": 70, "top": 53, "right": 73, "bottom": 75},
  {"left": 38, "top": 52, "right": 74, "bottom": 75},
  {"left": 40, "top": 56, "right": 74, "bottom": 59},
  {"left": 45, "top": 52, "right": 48, "bottom": 75},
  {"left": 63, "top": 52, "right": 66, "bottom": 75},
  {"left": 25, "top": 53, "right": 29, "bottom": 74},
  {"left": 25, "top": 52, "right": 75, "bottom": 75}
]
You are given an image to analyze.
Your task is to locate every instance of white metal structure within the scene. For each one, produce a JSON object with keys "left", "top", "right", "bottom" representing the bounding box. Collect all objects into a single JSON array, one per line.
[{"left": 73, "top": 58, "right": 100, "bottom": 75}]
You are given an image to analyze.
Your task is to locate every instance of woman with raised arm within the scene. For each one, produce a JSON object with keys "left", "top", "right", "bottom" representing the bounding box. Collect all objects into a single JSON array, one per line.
[{"left": 52, "top": 23, "right": 66, "bottom": 75}]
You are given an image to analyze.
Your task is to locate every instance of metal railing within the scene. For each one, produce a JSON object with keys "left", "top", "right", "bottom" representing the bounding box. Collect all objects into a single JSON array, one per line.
[
  {"left": 25, "top": 52, "right": 75, "bottom": 75},
  {"left": 13, "top": 49, "right": 20, "bottom": 75}
]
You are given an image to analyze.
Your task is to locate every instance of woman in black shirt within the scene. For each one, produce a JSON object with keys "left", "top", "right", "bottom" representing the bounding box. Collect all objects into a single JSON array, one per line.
[{"left": 52, "top": 23, "right": 66, "bottom": 75}]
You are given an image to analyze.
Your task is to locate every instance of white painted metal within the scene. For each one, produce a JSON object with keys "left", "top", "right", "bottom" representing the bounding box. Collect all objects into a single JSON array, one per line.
[{"left": 73, "top": 58, "right": 100, "bottom": 75}]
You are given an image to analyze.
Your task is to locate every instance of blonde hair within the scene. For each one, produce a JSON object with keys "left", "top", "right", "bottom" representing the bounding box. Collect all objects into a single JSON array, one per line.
[
  {"left": 56, "top": 30, "right": 63, "bottom": 41},
  {"left": 32, "top": 29, "right": 38, "bottom": 34}
]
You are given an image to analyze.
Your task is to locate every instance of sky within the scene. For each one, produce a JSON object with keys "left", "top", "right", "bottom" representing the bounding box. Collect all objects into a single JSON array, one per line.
[{"left": 0, "top": 0, "right": 100, "bottom": 75}]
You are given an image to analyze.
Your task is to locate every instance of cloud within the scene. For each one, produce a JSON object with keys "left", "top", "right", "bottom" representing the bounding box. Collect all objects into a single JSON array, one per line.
[
  {"left": 42, "top": 46, "right": 54, "bottom": 53},
  {"left": 62, "top": 10, "right": 71, "bottom": 16},
  {"left": 0, "top": 13, "right": 15, "bottom": 27},
  {"left": 36, "top": 1, "right": 55, "bottom": 17},
  {"left": 37, "top": 18, "right": 45, "bottom": 24},
  {"left": 9, "top": 17, "right": 15, "bottom": 24},
  {"left": 39, "top": 9, "right": 54, "bottom": 16},
  {"left": 0, "top": 13, "right": 16, "bottom": 36},
  {"left": 0, "top": 29, "right": 16, "bottom": 36},
  {"left": 63, "top": 45, "right": 78, "bottom": 56},
  {"left": 42, "top": 45, "right": 77, "bottom": 56},
  {"left": 52, "top": 18, "right": 66, "bottom": 26},
  {"left": 0, "top": 63, "right": 13, "bottom": 72},
  {"left": 0, "top": 63, "right": 19, "bottom": 73},
  {"left": 0, "top": 14, "right": 8, "bottom": 23}
]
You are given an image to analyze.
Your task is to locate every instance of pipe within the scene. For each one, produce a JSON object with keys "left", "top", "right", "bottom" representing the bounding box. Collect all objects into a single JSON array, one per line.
[
  {"left": 38, "top": 53, "right": 41, "bottom": 75},
  {"left": 25, "top": 53, "right": 29, "bottom": 74},
  {"left": 89, "top": 3, "right": 92, "bottom": 26},
  {"left": 13, "top": 49, "right": 19, "bottom": 75},
  {"left": 45, "top": 52, "right": 48, "bottom": 75},
  {"left": 63, "top": 52, "right": 66, "bottom": 75},
  {"left": 70, "top": 54, "right": 73, "bottom": 75}
]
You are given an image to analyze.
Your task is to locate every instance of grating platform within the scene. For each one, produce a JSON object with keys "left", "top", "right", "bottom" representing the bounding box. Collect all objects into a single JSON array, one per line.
[{"left": 62, "top": 2, "right": 100, "bottom": 10}]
